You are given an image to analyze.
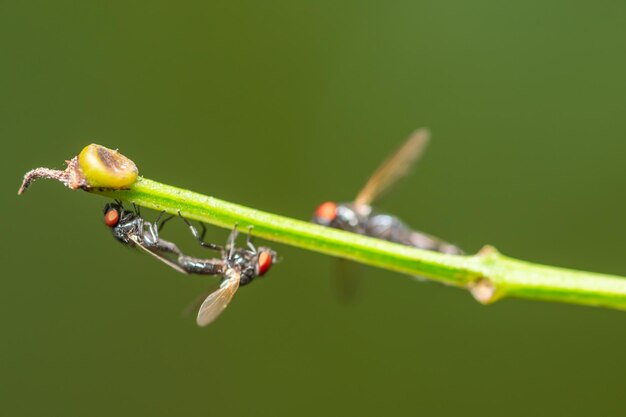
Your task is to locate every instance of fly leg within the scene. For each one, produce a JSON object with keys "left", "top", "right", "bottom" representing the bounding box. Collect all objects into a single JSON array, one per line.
[
  {"left": 143, "top": 220, "right": 183, "bottom": 256},
  {"left": 178, "top": 211, "right": 224, "bottom": 253},
  {"left": 245, "top": 226, "right": 257, "bottom": 254},
  {"left": 154, "top": 210, "right": 176, "bottom": 232},
  {"left": 226, "top": 225, "right": 239, "bottom": 260}
]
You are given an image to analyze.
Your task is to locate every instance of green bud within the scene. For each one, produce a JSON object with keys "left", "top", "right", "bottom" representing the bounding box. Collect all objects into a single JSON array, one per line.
[{"left": 78, "top": 144, "right": 138, "bottom": 188}]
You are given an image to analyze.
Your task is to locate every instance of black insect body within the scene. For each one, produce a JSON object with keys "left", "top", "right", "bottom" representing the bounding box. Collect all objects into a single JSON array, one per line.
[
  {"left": 103, "top": 201, "right": 187, "bottom": 273},
  {"left": 312, "top": 129, "right": 462, "bottom": 255},
  {"left": 316, "top": 202, "right": 462, "bottom": 255},
  {"left": 177, "top": 218, "right": 276, "bottom": 326}
]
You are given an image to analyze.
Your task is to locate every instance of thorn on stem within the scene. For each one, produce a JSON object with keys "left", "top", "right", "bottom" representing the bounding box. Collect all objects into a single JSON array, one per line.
[
  {"left": 469, "top": 278, "right": 498, "bottom": 305},
  {"left": 478, "top": 245, "right": 500, "bottom": 257}
]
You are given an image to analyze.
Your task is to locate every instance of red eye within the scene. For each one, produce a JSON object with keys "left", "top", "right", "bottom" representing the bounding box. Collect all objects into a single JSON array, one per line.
[
  {"left": 104, "top": 209, "right": 120, "bottom": 227},
  {"left": 257, "top": 251, "right": 273, "bottom": 276},
  {"left": 314, "top": 201, "right": 337, "bottom": 222}
]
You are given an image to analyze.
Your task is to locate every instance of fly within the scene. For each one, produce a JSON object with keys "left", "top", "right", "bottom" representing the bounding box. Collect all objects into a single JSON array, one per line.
[
  {"left": 103, "top": 201, "right": 187, "bottom": 273},
  {"left": 312, "top": 129, "right": 462, "bottom": 255},
  {"left": 177, "top": 215, "right": 276, "bottom": 326}
]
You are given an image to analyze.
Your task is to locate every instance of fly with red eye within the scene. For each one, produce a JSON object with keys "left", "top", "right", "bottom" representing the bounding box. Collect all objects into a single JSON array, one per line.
[
  {"left": 102, "top": 201, "right": 188, "bottom": 273},
  {"left": 311, "top": 129, "right": 462, "bottom": 255},
  {"left": 176, "top": 214, "right": 277, "bottom": 326}
]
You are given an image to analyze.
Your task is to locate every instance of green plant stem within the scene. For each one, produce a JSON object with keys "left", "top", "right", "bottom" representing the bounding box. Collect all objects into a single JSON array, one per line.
[{"left": 91, "top": 177, "right": 626, "bottom": 311}]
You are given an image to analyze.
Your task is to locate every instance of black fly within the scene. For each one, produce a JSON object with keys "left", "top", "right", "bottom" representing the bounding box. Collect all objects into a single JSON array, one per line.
[
  {"left": 312, "top": 129, "right": 462, "bottom": 255},
  {"left": 103, "top": 201, "right": 187, "bottom": 273},
  {"left": 177, "top": 216, "right": 276, "bottom": 326}
]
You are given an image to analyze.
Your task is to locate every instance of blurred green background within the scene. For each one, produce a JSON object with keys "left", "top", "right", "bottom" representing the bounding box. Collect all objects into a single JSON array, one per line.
[{"left": 2, "top": 1, "right": 626, "bottom": 416}]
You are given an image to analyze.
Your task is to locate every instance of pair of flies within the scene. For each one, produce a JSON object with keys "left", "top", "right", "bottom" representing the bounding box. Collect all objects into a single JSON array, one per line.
[
  {"left": 103, "top": 201, "right": 275, "bottom": 326},
  {"left": 104, "top": 128, "right": 460, "bottom": 326}
]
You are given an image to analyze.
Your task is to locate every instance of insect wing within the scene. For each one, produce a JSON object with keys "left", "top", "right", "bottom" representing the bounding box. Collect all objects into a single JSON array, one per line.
[
  {"left": 354, "top": 129, "right": 430, "bottom": 207},
  {"left": 333, "top": 258, "right": 361, "bottom": 303},
  {"left": 196, "top": 269, "right": 240, "bottom": 327},
  {"left": 129, "top": 235, "right": 189, "bottom": 274},
  {"left": 405, "top": 228, "right": 464, "bottom": 255}
]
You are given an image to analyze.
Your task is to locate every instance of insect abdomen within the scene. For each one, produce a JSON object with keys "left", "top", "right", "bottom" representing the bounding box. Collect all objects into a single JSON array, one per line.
[{"left": 178, "top": 256, "right": 224, "bottom": 275}]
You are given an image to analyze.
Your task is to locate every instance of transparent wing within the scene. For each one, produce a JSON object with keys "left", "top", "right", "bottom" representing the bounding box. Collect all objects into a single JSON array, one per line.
[
  {"left": 180, "top": 287, "right": 218, "bottom": 319},
  {"left": 354, "top": 129, "right": 430, "bottom": 207},
  {"left": 196, "top": 269, "right": 240, "bottom": 327},
  {"left": 129, "top": 235, "right": 189, "bottom": 274},
  {"left": 333, "top": 258, "right": 361, "bottom": 303},
  {"left": 407, "top": 230, "right": 464, "bottom": 255}
]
